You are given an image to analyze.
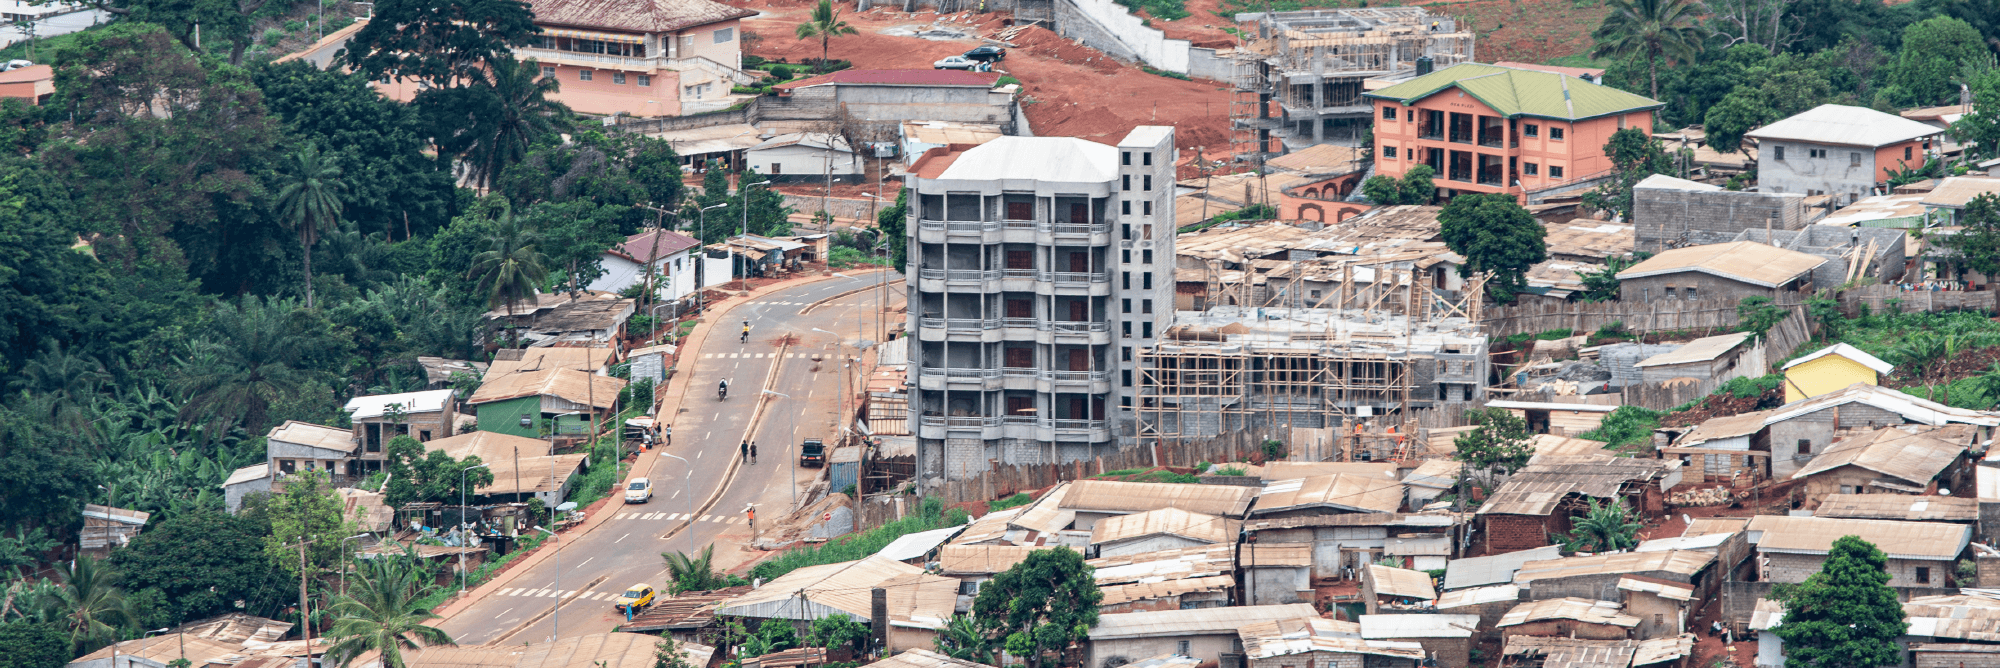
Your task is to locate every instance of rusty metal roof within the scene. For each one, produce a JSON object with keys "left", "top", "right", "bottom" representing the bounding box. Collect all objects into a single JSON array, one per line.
[
  {"left": 1814, "top": 494, "right": 1979, "bottom": 521},
  {"left": 1790, "top": 424, "right": 1974, "bottom": 485},
  {"left": 1502, "top": 637, "right": 1638, "bottom": 668},
  {"left": 1498, "top": 597, "right": 1641, "bottom": 628},
  {"left": 526, "top": 0, "right": 753, "bottom": 33},
  {"left": 1747, "top": 515, "right": 1970, "bottom": 560}
]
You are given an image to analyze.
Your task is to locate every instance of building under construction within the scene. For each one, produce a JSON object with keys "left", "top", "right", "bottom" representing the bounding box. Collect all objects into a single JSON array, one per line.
[
  {"left": 1231, "top": 8, "right": 1475, "bottom": 159},
  {"left": 1137, "top": 274, "right": 1490, "bottom": 451}
]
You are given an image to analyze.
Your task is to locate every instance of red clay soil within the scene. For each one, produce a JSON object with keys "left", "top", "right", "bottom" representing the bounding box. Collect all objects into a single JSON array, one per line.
[{"left": 734, "top": 0, "right": 1233, "bottom": 152}]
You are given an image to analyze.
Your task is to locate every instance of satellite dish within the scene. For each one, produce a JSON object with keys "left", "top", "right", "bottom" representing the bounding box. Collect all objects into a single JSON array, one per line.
[{"left": 555, "top": 501, "right": 578, "bottom": 512}]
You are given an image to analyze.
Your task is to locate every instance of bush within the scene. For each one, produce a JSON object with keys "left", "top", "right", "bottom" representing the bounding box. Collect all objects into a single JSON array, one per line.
[
  {"left": 261, "top": 28, "right": 286, "bottom": 47},
  {"left": 995, "top": 75, "right": 1022, "bottom": 87},
  {"left": 1215, "top": 465, "right": 1248, "bottom": 476},
  {"left": 284, "top": 19, "right": 307, "bottom": 32},
  {"left": 1260, "top": 439, "right": 1287, "bottom": 460},
  {"left": 988, "top": 492, "right": 1034, "bottom": 511},
  {"left": 1579, "top": 406, "right": 1664, "bottom": 450},
  {"left": 1719, "top": 373, "right": 1782, "bottom": 399},
  {"left": 750, "top": 498, "right": 969, "bottom": 581}
]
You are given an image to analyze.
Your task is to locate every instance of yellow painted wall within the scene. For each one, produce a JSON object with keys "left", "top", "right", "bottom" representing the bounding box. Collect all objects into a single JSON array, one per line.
[{"left": 1784, "top": 355, "right": 1881, "bottom": 403}]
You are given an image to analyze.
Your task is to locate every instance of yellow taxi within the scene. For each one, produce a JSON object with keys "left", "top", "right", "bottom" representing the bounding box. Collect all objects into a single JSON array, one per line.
[{"left": 614, "top": 583, "right": 656, "bottom": 612}]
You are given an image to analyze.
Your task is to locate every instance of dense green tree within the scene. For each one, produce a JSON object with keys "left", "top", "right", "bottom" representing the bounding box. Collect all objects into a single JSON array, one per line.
[
  {"left": 466, "top": 56, "right": 571, "bottom": 189},
  {"left": 496, "top": 131, "right": 683, "bottom": 224},
  {"left": 174, "top": 297, "right": 316, "bottom": 433},
  {"left": 1577, "top": 254, "right": 1642, "bottom": 302},
  {"left": 1562, "top": 499, "right": 1641, "bottom": 552},
  {"left": 662, "top": 544, "right": 747, "bottom": 594},
  {"left": 341, "top": 0, "right": 538, "bottom": 88},
  {"left": 1360, "top": 164, "right": 1435, "bottom": 205},
  {"left": 971, "top": 548, "right": 1101, "bottom": 668},
  {"left": 1584, "top": 129, "right": 1678, "bottom": 219},
  {"left": 794, "top": 0, "right": 858, "bottom": 72},
  {"left": 1703, "top": 88, "right": 1775, "bottom": 154},
  {"left": 1772, "top": 536, "right": 1909, "bottom": 668},
  {"left": 425, "top": 195, "right": 511, "bottom": 308},
  {"left": 933, "top": 614, "right": 996, "bottom": 665},
  {"left": 1452, "top": 407, "right": 1535, "bottom": 476},
  {"left": 110, "top": 508, "right": 289, "bottom": 624},
  {"left": 876, "top": 187, "right": 908, "bottom": 269},
  {"left": 1437, "top": 194, "right": 1546, "bottom": 300},
  {"left": 1937, "top": 194, "right": 2000, "bottom": 276},
  {"left": 381, "top": 436, "right": 493, "bottom": 508},
  {"left": 323, "top": 552, "right": 456, "bottom": 668},
  {"left": 1591, "top": 0, "right": 1707, "bottom": 99},
  {"left": 1955, "top": 70, "right": 2000, "bottom": 161},
  {"left": 275, "top": 144, "right": 348, "bottom": 310},
  {"left": 0, "top": 619, "right": 69, "bottom": 668},
  {"left": 467, "top": 211, "right": 550, "bottom": 315},
  {"left": 741, "top": 619, "right": 799, "bottom": 658},
  {"left": 526, "top": 200, "right": 631, "bottom": 295},
  {"left": 251, "top": 61, "right": 458, "bottom": 240},
  {"left": 263, "top": 469, "right": 359, "bottom": 580},
  {"left": 807, "top": 615, "right": 869, "bottom": 654},
  {"left": 1882, "top": 16, "right": 1987, "bottom": 106}
]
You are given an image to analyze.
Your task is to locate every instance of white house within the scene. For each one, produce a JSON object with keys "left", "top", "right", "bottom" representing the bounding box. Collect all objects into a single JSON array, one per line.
[
  {"left": 586, "top": 229, "right": 704, "bottom": 301},
  {"left": 745, "top": 132, "right": 861, "bottom": 184},
  {"left": 1745, "top": 104, "right": 1943, "bottom": 205}
]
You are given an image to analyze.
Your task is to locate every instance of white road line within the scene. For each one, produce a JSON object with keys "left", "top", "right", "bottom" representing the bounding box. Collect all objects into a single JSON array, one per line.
[
  {"left": 672, "top": 489, "right": 680, "bottom": 498},
  {"left": 499, "top": 588, "right": 519, "bottom": 596},
  {"left": 700, "top": 514, "right": 714, "bottom": 522},
  {"left": 615, "top": 513, "right": 631, "bottom": 520},
  {"left": 697, "top": 450, "right": 703, "bottom": 459},
  {"left": 496, "top": 607, "right": 514, "bottom": 618},
  {"left": 575, "top": 557, "right": 592, "bottom": 569},
  {"left": 616, "top": 533, "right": 630, "bottom": 543}
]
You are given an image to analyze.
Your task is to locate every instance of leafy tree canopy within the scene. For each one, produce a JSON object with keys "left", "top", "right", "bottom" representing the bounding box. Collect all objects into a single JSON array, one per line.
[
  {"left": 1882, "top": 16, "right": 1986, "bottom": 107},
  {"left": 1436, "top": 193, "right": 1546, "bottom": 300},
  {"left": 1452, "top": 407, "right": 1535, "bottom": 475},
  {"left": 263, "top": 469, "right": 360, "bottom": 578},
  {"left": 971, "top": 548, "right": 1102, "bottom": 668},
  {"left": 0, "top": 619, "right": 69, "bottom": 668},
  {"left": 382, "top": 435, "right": 494, "bottom": 507},
  {"left": 1583, "top": 129, "right": 1679, "bottom": 219},
  {"left": 1937, "top": 194, "right": 2000, "bottom": 278},
  {"left": 1772, "top": 536, "right": 1909, "bottom": 668},
  {"left": 110, "top": 507, "right": 290, "bottom": 624},
  {"left": 1360, "top": 164, "right": 1435, "bottom": 206},
  {"left": 341, "top": 0, "right": 539, "bottom": 88}
]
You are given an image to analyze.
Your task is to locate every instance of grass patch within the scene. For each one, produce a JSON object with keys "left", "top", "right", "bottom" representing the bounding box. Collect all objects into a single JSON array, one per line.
[
  {"left": 0, "top": 21, "right": 111, "bottom": 66},
  {"left": 1138, "top": 65, "right": 1191, "bottom": 80},
  {"left": 1113, "top": 0, "right": 1191, "bottom": 21},
  {"left": 749, "top": 498, "right": 969, "bottom": 581},
  {"left": 1499, "top": 329, "right": 1574, "bottom": 346},
  {"left": 1545, "top": 54, "right": 1613, "bottom": 69},
  {"left": 829, "top": 246, "right": 890, "bottom": 269},
  {"left": 1579, "top": 406, "right": 1664, "bottom": 450},
  {"left": 988, "top": 493, "right": 1034, "bottom": 512},
  {"left": 1094, "top": 468, "right": 1199, "bottom": 483}
]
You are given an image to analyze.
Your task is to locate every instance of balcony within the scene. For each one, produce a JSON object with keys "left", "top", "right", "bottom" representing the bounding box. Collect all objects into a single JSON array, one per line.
[
  {"left": 1052, "top": 271, "right": 1111, "bottom": 285},
  {"left": 516, "top": 47, "right": 659, "bottom": 72},
  {"left": 1045, "top": 321, "right": 1110, "bottom": 333},
  {"left": 918, "top": 317, "right": 1000, "bottom": 332},
  {"left": 1049, "top": 419, "right": 1108, "bottom": 433},
  {"left": 945, "top": 368, "right": 1002, "bottom": 381},
  {"left": 1044, "top": 370, "right": 1110, "bottom": 383},
  {"left": 919, "top": 415, "right": 1002, "bottom": 428},
  {"left": 1001, "top": 367, "right": 1038, "bottom": 378},
  {"left": 1000, "top": 317, "right": 1038, "bottom": 331},
  {"left": 1002, "top": 220, "right": 1036, "bottom": 231},
  {"left": 1001, "top": 269, "right": 1038, "bottom": 280},
  {"left": 1041, "top": 222, "right": 1111, "bottom": 237}
]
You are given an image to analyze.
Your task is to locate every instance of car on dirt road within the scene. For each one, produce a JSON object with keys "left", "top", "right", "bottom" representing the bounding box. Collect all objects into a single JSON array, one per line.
[
  {"left": 933, "top": 55, "right": 978, "bottom": 70},
  {"left": 964, "top": 45, "right": 1006, "bottom": 62},
  {"left": 625, "top": 478, "right": 652, "bottom": 503},
  {"left": 800, "top": 438, "right": 826, "bottom": 467},
  {"left": 614, "top": 584, "right": 656, "bottom": 612}
]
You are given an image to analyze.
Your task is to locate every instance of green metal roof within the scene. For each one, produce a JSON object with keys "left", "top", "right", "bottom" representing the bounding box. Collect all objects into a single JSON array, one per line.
[{"left": 1363, "top": 63, "right": 1663, "bottom": 122}]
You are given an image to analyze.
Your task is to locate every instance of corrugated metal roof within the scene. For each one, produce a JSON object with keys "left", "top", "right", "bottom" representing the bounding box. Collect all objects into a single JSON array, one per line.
[
  {"left": 875, "top": 525, "right": 966, "bottom": 562},
  {"left": 1359, "top": 614, "right": 1479, "bottom": 638},
  {"left": 1258, "top": 461, "right": 1401, "bottom": 481},
  {"left": 1921, "top": 176, "right": 2000, "bottom": 209},
  {"left": 716, "top": 556, "right": 927, "bottom": 619},
  {"left": 1748, "top": 598, "right": 1785, "bottom": 630},
  {"left": 609, "top": 229, "right": 702, "bottom": 264},
  {"left": 1501, "top": 636, "right": 1639, "bottom": 668},
  {"left": 1744, "top": 104, "right": 1942, "bottom": 148},
  {"left": 1514, "top": 550, "right": 1714, "bottom": 583},
  {"left": 1254, "top": 473, "right": 1404, "bottom": 515},
  {"left": 1091, "top": 507, "right": 1230, "bottom": 545},
  {"left": 949, "top": 505, "right": 1027, "bottom": 545},
  {"left": 268, "top": 420, "right": 356, "bottom": 453},
  {"left": 1437, "top": 584, "right": 1521, "bottom": 608},
  {"left": 345, "top": 389, "right": 456, "bottom": 419},
  {"left": 1813, "top": 494, "right": 1978, "bottom": 521},
  {"left": 1761, "top": 382, "right": 2000, "bottom": 427},
  {"left": 864, "top": 649, "right": 998, "bottom": 668},
  {"left": 1238, "top": 617, "right": 1426, "bottom": 660},
  {"left": 1478, "top": 459, "right": 1672, "bottom": 516},
  {"left": 1679, "top": 410, "right": 1777, "bottom": 446},
  {"left": 1089, "top": 603, "right": 1318, "bottom": 639},
  {"left": 1443, "top": 545, "right": 1561, "bottom": 590},
  {"left": 1616, "top": 241, "right": 1828, "bottom": 288},
  {"left": 487, "top": 346, "right": 613, "bottom": 376},
  {"left": 1617, "top": 576, "right": 1693, "bottom": 601},
  {"left": 1747, "top": 515, "right": 1970, "bottom": 560},
  {"left": 1241, "top": 543, "right": 1313, "bottom": 567},
  {"left": 1632, "top": 634, "right": 1696, "bottom": 666},
  {"left": 1363, "top": 63, "right": 1663, "bottom": 121},
  {"left": 1633, "top": 533, "right": 1733, "bottom": 553},
  {"left": 1089, "top": 545, "right": 1235, "bottom": 598},
  {"left": 469, "top": 366, "right": 626, "bottom": 408},
  {"left": 1247, "top": 512, "right": 1463, "bottom": 533},
  {"left": 1498, "top": 597, "right": 1641, "bottom": 628},
  {"left": 1384, "top": 535, "right": 1450, "bottom": 556},
  {"left": 224, "top": 463, "right": 270, "bottom": 487},
  {"left": 1063, "top": 480, "right": 1258, "bottom": 517},
  {"left": 525, "top": 0, "right": 753, "bottom": 33},
  {"left": 937, "top": 544, "right": 1058, "bottom": 574},
  {"left": 1789, "top": 424, "right": 1973, "bottom": 484},
  {"left": 1904, "top": 593, "right": 2000, "bottom": 641},
  {"left": 1368, "top": 564, "right": 1436, "bottom": 600},
  {"left": 931, "top": 136, "right": 1118, "bottom": 184},
  {"left": 1634, "top": 332, "right": 1753, "bottom": 367},
  {"left": 1633, "top": 174, "right": 1721, "bottom": 192},
  {"left": 1781, "top": 343, "right": 1894, "bottom": 374}
]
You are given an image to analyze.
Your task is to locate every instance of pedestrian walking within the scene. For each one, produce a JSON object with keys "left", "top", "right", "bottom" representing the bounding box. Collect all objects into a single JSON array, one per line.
[
  {"left": 662, "top": 425, "right": 671, "bottom": 447},
  {"left": 750, "top": 442, "right": 758, "bottom": 463},
  {"left": 741, "top": 440, "right": 749, "bottom": 462}
]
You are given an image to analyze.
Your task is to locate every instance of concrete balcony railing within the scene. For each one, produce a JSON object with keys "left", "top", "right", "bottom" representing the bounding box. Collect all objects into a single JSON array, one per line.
[
  {"left": 1041, "top": 222, "right": 1111, "bottom": 236},
  {"left": 1049, "top": 419, "right": 1108, "bottom": 432},
  {"left": 1051, "top": 271, "right": 1111, "bottom": 285},
  {"left": 1001, "top": 269, "right": 1038, "bottom": 280},
  {"left": 1000, "top": 318, "right": 1038, "bottom": 330},
  {"left": 1002, "top": 220, "right": 1036, "bottom": 230},
  {"left": 945, "top": 368, "right": 1002, "bottom": 380},
  {"left": 1045, "top": 321, "right": 1111, "bottom": 333},
  {"left": 1002, "top": 415, "right": 1038, "bottom": 426},
  {"left": 1044, "top": 369, "right": 1110, "bottom": 382},
  {"left": 920, "top": 415, "right": 1001, "bottom": 428},
  {"left": 1001, "top": 367, "right": 1038, "bottom": 378}
]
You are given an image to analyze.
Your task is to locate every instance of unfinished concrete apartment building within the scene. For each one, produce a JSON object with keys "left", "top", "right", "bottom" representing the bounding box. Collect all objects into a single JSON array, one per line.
[
  {"left": 905, "top": 127, "right": 1177, "bottom": 485},
  {"left": 1232, "top": 8, "right": 1474, "bottom": 158}
]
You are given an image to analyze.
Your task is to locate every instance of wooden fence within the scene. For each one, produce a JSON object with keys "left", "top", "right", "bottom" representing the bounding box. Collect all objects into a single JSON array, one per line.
[
  {"left": 926, "top": 431, "right": 1273, "bottom": 508},
  {"left": 1613, "top": 307, "right": 1814, "bottom": 411},
  {"left": 1839, "top": 284, "right": 1999, "bottom": 316},
  {"left": 1481, "top": 298, "right": 1749, "bottom": 338}
]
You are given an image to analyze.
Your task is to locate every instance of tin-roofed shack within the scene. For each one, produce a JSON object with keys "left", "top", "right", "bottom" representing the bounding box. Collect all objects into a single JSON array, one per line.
[
  {"left": 1086, "top": 604, "right": 1320, "bottom": 668},
  {"left": 1364, "top": 564, "right": 1437, "bottom": 613},
  {"left": 1238, "top": 616, "right": 1425, "bottom": 668},
  {"left": 1478, "top": 458, "right": 1679, "bottom": 553},
  {"left": 1513, "top": 550, "right": 1717, "bottom": 605},
  {"left": 1790, "top": 424, "right": 1975, "bottom": 501},
  {"left": 1746, "top": 515, "right": 1971, "bottom": 587},
  {"left": 1760, "top": 383, "right": 2000, "bottom": 480},
  {"left": 1243, "top": 512, "right": 1464, "bottom": 581},
  {"left": 1499, "top": 597, "right": 1641, "bottom": 640}
]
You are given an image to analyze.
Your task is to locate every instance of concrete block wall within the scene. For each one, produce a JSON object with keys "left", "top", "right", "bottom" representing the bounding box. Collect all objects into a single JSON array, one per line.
[
  {"left": 1054, "top": 0, "right": 1191, "bottom": 73},
  {"left": 1735, "top": 226, "right": 1908, "bottom": 287},
  {"left": 1633, "top": 188, "right": 1807, "bottom": 255},
  {"left": 1485, "top": 514, "right": 1552, "bottom": 552},
  {"left": 1916, "top": 649, "right": 2000, "bottom": 668},
  {"left": 1188, "top": 47, "right": 1235, "bottom": 83}
]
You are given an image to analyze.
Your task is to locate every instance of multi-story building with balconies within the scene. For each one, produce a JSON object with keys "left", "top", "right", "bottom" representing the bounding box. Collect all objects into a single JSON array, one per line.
[
  {"left": 905, "top": 127, "right": 1176, "bottom": 483},
  {"left": 367, "top": 0, "right": 758, "bottom": 117}
]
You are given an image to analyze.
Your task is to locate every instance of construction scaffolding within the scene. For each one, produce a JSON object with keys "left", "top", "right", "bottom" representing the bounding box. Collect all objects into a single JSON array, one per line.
[
  {"left": 1138, "top": 265, "right": 1489, "bottom": 460},
  {"left": 1230, "top": 8, "right": 1475, "bottom": 157}
]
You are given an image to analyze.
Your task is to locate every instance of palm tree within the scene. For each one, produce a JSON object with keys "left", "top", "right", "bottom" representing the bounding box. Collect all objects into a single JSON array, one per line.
[
  {"left": 53, "top": 556, "right": 133, "bottom": 657},
  {"left": 662, "top": 544, "right": 727, "bottom": 593},
  {"left": 467, "top": 212, "right": 550, "bottom": 315},
  {"left": 794, "top": 0, "right": 858, "bottom": 73},
  {"left": 322, "top": 554, "right": 455, "bottom": 668},
  {"left": 275, "top": 144, "right": 348, "bottom": 310},
  {"left": 933, "top": 614, "right": 994, "bottom": 664},
  {"left": 1563, "top": 498, "right": 1641, "bottom": 553},
  {"left": 1589, "top": 0, "right": 1706, "bottom": 100},
  {"left": 174, "top": 298, "right": 308, "bottom": 433},
  {"left": 468, "top": 57, "right": 570, "bottom": 189}
]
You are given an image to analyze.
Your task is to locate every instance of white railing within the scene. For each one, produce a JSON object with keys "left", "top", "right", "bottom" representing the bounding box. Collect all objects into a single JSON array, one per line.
[
  {"left": 1042, "top": 222, "right": 1110, "bottom": 236},
  {"left": 946, "top": 220, "right": 1000, "bottom": 233},
  {"left": 920, "top": 415, "right": 1001, "bottom": 428},
  {"left": 1050, "top": 419, "right": 1107, "bottom": 432},
  {"left": 1001, "top": 269, "right": 1038, "bottom": 280},
  {"left": 665, "top": 55, "right": 756, "bottom": 86},
  {"left": 945, "top": 269, "right": 999, "bottom": 283},
  {"left": 1044, "top": 370, "right": 1109, "bottom": 383},
  {"left": 1052, "top": 271, "right": 1110, "bottom": 285},
  {"left": 1001, "top": 367, "right": 1037, "bottom": 377},
  {"left": 945, "top": 368, "right": 1002, "bottom": 380},
  {"left": 1047, "top": 321, "right": 1110, "bottom": 333},
  {"left": 1000, "top": 318, "right": 1038, "bottom": 329}
]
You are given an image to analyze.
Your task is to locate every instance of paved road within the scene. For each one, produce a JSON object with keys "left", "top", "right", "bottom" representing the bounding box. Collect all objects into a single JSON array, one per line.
[{"left": 438, "top": 271, "right": 902, "bottom": 646}]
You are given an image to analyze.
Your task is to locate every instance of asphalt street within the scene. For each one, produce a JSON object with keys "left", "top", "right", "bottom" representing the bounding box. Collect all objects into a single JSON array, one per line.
[{"left": 436, "top": 271, "right": 902, "bottom": 646}]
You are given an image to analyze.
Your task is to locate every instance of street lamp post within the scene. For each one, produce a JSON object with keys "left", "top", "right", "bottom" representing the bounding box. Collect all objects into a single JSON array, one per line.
[
  {"left": 459, "top": 463, "right": 489, "bottom": 598},
  {"left": 661, "top": 452, "right": 692, "bottom": 555},
  {"left": 761, "top": 389, "right": 795, "bottom": 508},
  {"left": 738, "top": 179, "right": 769, "bottom": 288},
  {"left": 339, "top": 533, "right": 368, "bottom": 600},
  {"left": 535, "top": 525, "right": 560, "bottom": 640}
]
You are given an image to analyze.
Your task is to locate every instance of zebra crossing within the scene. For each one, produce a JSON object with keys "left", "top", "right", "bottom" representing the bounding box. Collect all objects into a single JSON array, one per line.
[
  {"left": 493, "top": 588, "right": 632, "bottom": 601},
  {"left": 699, "top": 352, "right": 860, "bottom": 360},
  {"left": 612, "top": 511, "right": 747, "bottom": 524}
]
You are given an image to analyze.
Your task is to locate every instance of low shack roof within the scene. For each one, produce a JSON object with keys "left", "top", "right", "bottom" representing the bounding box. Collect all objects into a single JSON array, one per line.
[
  {"left": 1514, "top": 550, "right": 1713, "bottom": 583},
  {"left": 1747, "top": 515, "right": 1970, "bottom": 560},
  {"left": 1498, "top": 597, "right": 1642, "bottom": 628},
  {"left": 267, "top": 420, "right": 355, "bottom": 453},
  {"left": 1091, "top": 507, "right": 1231, "bottom": 545},
  {"left": 1368, "top": 564, "right": 1437, "bottom": 600},
  {"left": 1061, "top": 479, "right": 1257, "bottom": 517},
  {"left": 1812, "top": 494, "right": 1979, "bottom": 521},
  {"left": 1253, "top": 473, "right": 1405, "bottom": 515},
  {"left": 1089, "top": 604, "right": 1319, "bottom": 640},
  {"left": 1238, "top": 616, "right": 1425, "bottom": 660},
  {"left": 1790, "top": 424, "right": 1973, "bottom": 484}
]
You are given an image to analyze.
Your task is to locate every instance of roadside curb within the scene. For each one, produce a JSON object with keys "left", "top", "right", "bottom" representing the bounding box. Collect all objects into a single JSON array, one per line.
[{"left": 433, "top": 269, "right": 891, "bottom": 622}]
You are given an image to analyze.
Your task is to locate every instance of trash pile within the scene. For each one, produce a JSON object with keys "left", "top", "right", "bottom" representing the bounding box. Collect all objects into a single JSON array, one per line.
[{"left": 1668, "top": 486, "right": 1736, "bottom": 507}]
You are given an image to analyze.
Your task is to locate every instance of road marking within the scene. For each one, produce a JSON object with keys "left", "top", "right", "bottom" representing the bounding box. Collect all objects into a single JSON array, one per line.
[
  {"left": 672, "top": 489, "right": 681, "bottom": 498},
  {"left": 700, "top": 514, "right": 714, "bottom": 522},
  {"left": 697, "top": 450, "right": 703, "bottom": 459},
  {"left": 499, "top": 588, "right": 519, "bottom": 596},
  {"left": 496, "top": 607, "right": 514, "bottom": 618},
  {"left": 615, "top": 513, "right": 631, "bottom": 520},
  {"left": 575, "top": 557, "right": 593, "bottom": 569},
  {"left": 617, "top": 533, "right": 630, "bottom": 543}
]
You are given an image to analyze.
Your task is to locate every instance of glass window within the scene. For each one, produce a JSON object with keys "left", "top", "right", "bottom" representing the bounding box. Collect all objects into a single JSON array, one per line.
[
  {"left": 1550, "top": 165, "right": 1564, "bottom": 178},
  {"left": 541, "top": 65, "right": 555, "bottom": 78},
  {"left": 1775, "top": 146, "right": 1785, "bottom": 161},
  {"left": 1550, "top": 127, "right": 1564, "bottom": 140},
  {"left": 1121, "top": 175, "right": 1130, "bottom": 191},
  {"left": 1143, "top": 152, "right": 1152, "bottom": 166},
  {"left": 1850, "top": 152, "right": 1861, "bottom": 166},
  {"left": 1524, "top": 124, "right": 1538, "bottom": 137},
  {"left": 713, "top": 27, "right": 734, "bottom": 43},
  {"left": 1143, "top": 250, "right": 1152, "bottom": 263},
  {"left": 579, "top": 70, "right": 593, "bottom": 81},
  {"left": 1121, "top": 201, "right": 1130, "bottom": 215},
  {"left": 1524, "top": 163, "right": 1538, "bottom": 176},
  {"left": 1122, "top": 298, "right": 1131, "bottom": 313},
  {"left": 613, "top": 72, "right": 626, "bottom": 84},
  {"left": 638, "top": 74, "right": 651, "bottom": 86},
  {"left": 1142, "top": 299, "right": 1152, "bottom": 314},
  {"left": 1143, "top": 201, "right": 1152, "bottom": 215},
  {"left": 1382, "top": 106, "right": 1396, "bottom": 120},
  {"left": 1122, "top": 151, "right": 1131, "bottom": 165},
  {"left": 1143, "top": 175, "right": 1152, "bottom": 191}
]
